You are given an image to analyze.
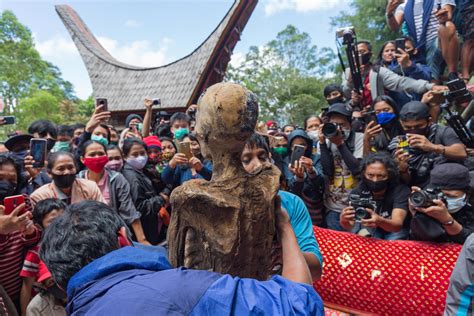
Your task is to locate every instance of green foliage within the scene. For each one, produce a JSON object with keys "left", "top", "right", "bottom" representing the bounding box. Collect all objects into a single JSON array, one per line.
[
  {"left": 226, "top": 25, "right": 339, "bottom": 126},
  {"left": 15, "top": 90, "right": 62, "bottom": 131},
  {"left": 0, "top": 10, "right": 76, "bottom": 110},
  {"left": 330, "top": 0, "right": 400, "bottom": 55}
]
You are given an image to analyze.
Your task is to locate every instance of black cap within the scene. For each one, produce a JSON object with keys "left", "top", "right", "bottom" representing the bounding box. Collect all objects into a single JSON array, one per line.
[
  {"left": 400, "top": 101, "right": 430, "bottom": 121},
  {"left": 5, "top": 134, "right": 33, "bottom": 151},
  {"left": 326, "top": 103, "right": 352, "bottom": 119},
  {"left": 430, "top": 163, "right": 471, "bottom": 190}
]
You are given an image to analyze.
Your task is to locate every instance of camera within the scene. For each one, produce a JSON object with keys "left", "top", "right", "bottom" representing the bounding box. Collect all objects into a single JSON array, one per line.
[
  {"left": 409, "top": 188, "right": 447, "bottom": 208},
  {"left": 152, "top": 98, "right": 161, "bottom": 106},
  {"left": 322, "top": 122, "right": 339, "bottom": 138},
  {"left": 445, "top": 78, "right": 472, "bottom": 105},
  {"left": 349, "top": 194, "right": 376, "bottom": 221},
  {"left": 336, "top": 26, "right": 355, "bottom": 44}
]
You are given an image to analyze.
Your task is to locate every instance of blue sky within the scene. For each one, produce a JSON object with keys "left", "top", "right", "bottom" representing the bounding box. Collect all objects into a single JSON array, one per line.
[{"left": 1, "top": 0, "right": 351, "bottom": 99}]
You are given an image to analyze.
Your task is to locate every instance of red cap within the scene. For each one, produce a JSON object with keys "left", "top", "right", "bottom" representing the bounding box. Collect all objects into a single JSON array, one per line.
[
  {"left": 143, "top": 136, "right": 162, "bottom": 149},
  {"left": 37, "top": 260, "right": 52, "bottom": 283},
  {"left": 266, "top": 120, "right": 276, "bottom": 128}
]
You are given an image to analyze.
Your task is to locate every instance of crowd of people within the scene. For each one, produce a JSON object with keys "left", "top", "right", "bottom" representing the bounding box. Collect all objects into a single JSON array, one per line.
[{"left": 0, "top": 0, "right": 473, "bottom": 314}]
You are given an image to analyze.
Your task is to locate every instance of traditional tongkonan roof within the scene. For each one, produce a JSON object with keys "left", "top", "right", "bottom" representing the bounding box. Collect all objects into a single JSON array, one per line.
[{"left": 55, "top": 0, "right": 257, "bottom": 112}]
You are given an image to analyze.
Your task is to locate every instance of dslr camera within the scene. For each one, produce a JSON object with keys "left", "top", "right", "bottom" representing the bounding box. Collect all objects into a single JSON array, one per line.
[
  {"left": 322, "top": 122, "right": 339, "bottom": 138},
  {"left": 349, "top": 194, "right": 376, "bottom": 221},
  {"left": 336, "top": 26, "right": 356, "bottom": 45},
  {"left": 409, "top": 188, "right": 447, "bottom": 208}
]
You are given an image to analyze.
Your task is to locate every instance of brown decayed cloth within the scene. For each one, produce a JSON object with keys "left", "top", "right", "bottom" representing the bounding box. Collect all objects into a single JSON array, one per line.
[{"left": 167, "top": 82, "right": 281, "bottom": 280}]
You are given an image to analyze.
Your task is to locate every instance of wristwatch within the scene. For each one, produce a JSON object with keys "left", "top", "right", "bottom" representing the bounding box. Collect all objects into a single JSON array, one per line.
[{"left": 442, "top": 219, "right": 455, "bottom": 226}]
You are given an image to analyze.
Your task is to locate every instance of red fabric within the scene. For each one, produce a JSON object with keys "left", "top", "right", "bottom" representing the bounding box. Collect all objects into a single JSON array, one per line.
[
  {"left": 19, "top": 245, "right": 40, "bottom": 278},
  {"left": 36, "top": 260, "right": 51, "bottom": 283},
  {"left": 313, "top": 227, "right": 462, "bottom": 315},
  {"left": 362, "top": 72, "right": 373, "bottom": 107}
]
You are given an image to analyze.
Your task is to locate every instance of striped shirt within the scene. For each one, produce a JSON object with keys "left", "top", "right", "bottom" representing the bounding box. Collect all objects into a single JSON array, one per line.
[
  {"left": 19, "top": 245, "right": 40, "bottom": 279},
  {"left": 0, "top": 229, "right": 40, "bottom": 300},
  {"left": 397, "top": 0, "right": 456, "bottom": 43}
]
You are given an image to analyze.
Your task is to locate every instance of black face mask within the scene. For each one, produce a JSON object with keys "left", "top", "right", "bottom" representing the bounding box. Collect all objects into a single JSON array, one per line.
[
  {"left": 404, "top": 126, "right": 428, "bottom": 136},
  {"left": 359, "top": 52, "right": 372, "bottom": 65},
  {"left": 0, "top": 180, "right": 15, "bottom": 200},
  {"left": 52, "top": 173, "right": 76, "bottom": 189},
  {"left": 327, "top": 96, "right": 344, "bottom": 105},
  {"left": 363, "top": 178, "right": 389, "bottom": 192}
]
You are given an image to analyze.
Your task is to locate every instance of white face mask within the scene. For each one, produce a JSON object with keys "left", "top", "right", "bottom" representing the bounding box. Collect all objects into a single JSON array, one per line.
[
  {"left": 126, "top": 156, "right": 148, "bottom": 170},
  {"left": 307, "top": 130, "right": 319, "bottom": 141},
  {"left": 446, "top": 194, "right": 467, "bottom": 214}
]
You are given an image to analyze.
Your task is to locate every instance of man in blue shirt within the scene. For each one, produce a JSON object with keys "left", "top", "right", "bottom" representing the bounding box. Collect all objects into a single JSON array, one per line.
[
  {"left": 241, "top": 132, "right": 323, "bottom": 280},
  {"left": 40, "top": 201, "right": 324, "bottom": 315}
]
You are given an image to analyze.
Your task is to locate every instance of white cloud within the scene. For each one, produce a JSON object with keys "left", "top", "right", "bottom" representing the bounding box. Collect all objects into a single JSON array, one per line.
[
  {"left": 229, "top": 51, "right": 245, "bottom": 68},
  {"left": 97, "top": 36, "right": 172, "bottom": 67},
  {"left": 264, "top": 0, "right": 348, "bottom": 15},
  {"left": 34, "top": 34, "right": 78, "bottom": 59},
  {"left": 124, "top": 19, "right": 142, "bottom": 28}
]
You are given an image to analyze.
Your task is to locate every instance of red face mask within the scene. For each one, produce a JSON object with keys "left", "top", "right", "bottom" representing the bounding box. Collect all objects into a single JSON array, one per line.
[{"left": 83, "top": 155, "right": 109, "bottom": 173}]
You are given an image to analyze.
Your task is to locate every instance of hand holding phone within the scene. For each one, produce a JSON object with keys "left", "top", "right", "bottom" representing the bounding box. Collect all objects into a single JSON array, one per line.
[
  {"left": 30, "top": 138, "right": 47, "bottom": 168},
  {"left": 95, "top": 98, "right": 108, "bottom": 112},
  {"left": 4, "top": 195, "right": 26, "bottom": 216},
  {"left": 290, "top": 145, "right": 305, "bottom": 168},
  {"left": 177, "top": 141, "right": 193, "bottom": 160}
]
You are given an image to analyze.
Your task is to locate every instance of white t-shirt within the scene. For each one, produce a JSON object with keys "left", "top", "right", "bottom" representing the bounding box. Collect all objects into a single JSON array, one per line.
[
  {"left": 396, "top": 0, "right": 456, "bottom": 43},
  {"left": 323, "top": 132, "right": 364, "bottom": 213}
]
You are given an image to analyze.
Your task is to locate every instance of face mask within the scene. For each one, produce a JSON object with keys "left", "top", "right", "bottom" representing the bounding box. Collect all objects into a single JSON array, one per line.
[
  {"left": 363, "top": 178, "right": 389, "bottom": 192},
  {"left": 52, "top": 173, "right": 76, "bottom": 189},
  {"left": 376, "top": 112, "right": 397, "bottom": 125},
  {"left": 273, "top": 147, "right": 288, "bottom": 156},
  {"left": 91, "top": 134, "right": 109, "bottom": 147},
  {"left": 46, "top": 139, "right": 56, "bottom": 152},
  {"left": 446, "top": 194, "right": 467, "bottom": 214},
  {"left": 11, "top": 150, "right": 28, "bottom": 164},
  {"left": 161, "top": 152, "right": 174, "bottom": 162},
  {"left": 404, "top": 126, "right": 428, "bottom": 136},
  {"left": 105, "top": 160, "right": 123, "bottom": 171},
  {"left": 173, "top": 128, "right": 189, "bottom": 140},
  {"left": 126, "top": 156, "right": 148, "bottom": 170},
  {"left": 148, "top": 153, "right": 161, "bottom": 165},
  {"left": 0, "top": 180, "right": 15, "bottom": 200},
  {"left": 343, "top": 129, "right": 351, "bottom": 140},
  {"left": 307, "top": 130, "right": 319, "bottom": 141},
  {"left": 52, "top": 141, "right": 70, "bottom": 153},
  {"left": 83, "top": 155, "right": 109, "bottom": 173},
  {"left": 359, "top": 52, "right": 372, "bottom": 65},
  {"left": 327, "top": 96, "right": 344, "bottom": 105}
]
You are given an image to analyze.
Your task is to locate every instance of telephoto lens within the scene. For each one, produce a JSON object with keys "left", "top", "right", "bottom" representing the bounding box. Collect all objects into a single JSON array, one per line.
[{"left": 322, "top": 123, "right": 338, "bottom": 138}]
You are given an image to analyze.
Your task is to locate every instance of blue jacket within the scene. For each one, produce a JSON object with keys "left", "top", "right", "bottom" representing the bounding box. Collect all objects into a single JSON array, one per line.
[
  {"left": 67, "top": 246, "right": 324, "bottom": 315},
  {"left": 162, "top": 160, "right": 213, "bottom": 187}
]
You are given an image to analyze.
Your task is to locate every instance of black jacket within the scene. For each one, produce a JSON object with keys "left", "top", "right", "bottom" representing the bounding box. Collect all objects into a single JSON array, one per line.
[{"left": 122, "top": 163, "right": 165, "bottom": 244}]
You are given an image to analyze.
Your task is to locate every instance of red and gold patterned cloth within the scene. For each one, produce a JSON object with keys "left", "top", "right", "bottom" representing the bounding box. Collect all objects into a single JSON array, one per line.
[{"left": 313, "top": 227, "right": 462, "bottom": 315}]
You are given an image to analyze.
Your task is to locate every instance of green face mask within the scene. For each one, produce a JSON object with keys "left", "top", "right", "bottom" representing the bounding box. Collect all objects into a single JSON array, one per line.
[
  {"left": 173, "top": 128, "right": 189, "bottom": 140},
  {"left": 52, "top": 141, "right": 70, "bottom": 153},
  {"left": 91, "top": 134, "right": 109, "bottom": 147},
  {"left": 273, "top": 147, "right": 288, "bottom": 156}
]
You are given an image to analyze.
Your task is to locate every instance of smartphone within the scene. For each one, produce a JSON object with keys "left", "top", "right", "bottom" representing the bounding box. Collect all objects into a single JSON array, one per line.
[
  {"left": 95, "top": 98, "right": 108, "bottom": 112},
  {"left": 177, "top": 141, "right": 193, "bottom": 160},
  {"left": 30, "top": 138, "right": 47, "bottom": 168},
  {"left": 364, "top": 110, "right": 377, "bottom": 124},
  {"left": 431, "top": 91, "right": 446, "bottom": 104},
  {"left": 398, "top": 135, "right": 410, "bottom": 153},
  {"left": 395, "top": 38, "right": 406, "bottom": 52},
  {"left": 4, "top": 195, "right": 25, "bottom": 216},
  {"left": 1, "top": 116, "right": 16, "bottom": 125},
  {"left": 290, "top": 145, "right": 305, "bottom": 167}
]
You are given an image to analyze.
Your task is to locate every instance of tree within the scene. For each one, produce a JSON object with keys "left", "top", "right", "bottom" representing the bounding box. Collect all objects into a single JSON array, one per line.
[
  {"left": 226, "top": 25, "right": 339, "bottom": 125},
  {"left": 15, "top": 90, "right": 62, "bottom": 131},
  {"left": 330, "top": 0, "right": 400, "bottom": 56},
  {"left": 0, "top": 10, "right": 75, "bottom": 110}
]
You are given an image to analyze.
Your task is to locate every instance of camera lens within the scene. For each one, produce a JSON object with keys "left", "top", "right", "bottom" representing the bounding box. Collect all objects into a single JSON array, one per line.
[
  {"left": 409, "top": 191, "right": 428, "bottom": 207},
  {"left": 99, "top": 100, "right": 105, "bottom": 105},
  {"left": 153, "top": 99, "right": 160, "bottom": 105},
  {"left": 354, "top": 207, "right": 369, "bottom": 221},
  {"left": 322, "top": 123, "right": 338, "bottom": 138}
]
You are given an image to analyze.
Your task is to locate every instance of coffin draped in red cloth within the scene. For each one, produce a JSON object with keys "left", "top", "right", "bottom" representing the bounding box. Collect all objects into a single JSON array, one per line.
[{"left": 312, "top": 227, "right": 462, "bottom": 315}]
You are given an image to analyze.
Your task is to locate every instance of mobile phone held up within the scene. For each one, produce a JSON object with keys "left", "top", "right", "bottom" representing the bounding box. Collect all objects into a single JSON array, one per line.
[
  {"left": 178, "top": 141, "right": 193, "bottom": 160},
  {"left": 4, "top": 195, "right": 25, "bottom": 216},
  {"left": 1, "top": 116, "right": 16, "bottom": 125},
  {"left": 395, "top": 38, "right": 406, "bottom": 52},
  {"left": 30, "top": 138, "right": 47, "bottom": 168},
  {"left": 290, "top": 145, "right": 305, "bottom": 168},
  {"left": 96, "top": 98, "right": 108, "bottom": 112}
]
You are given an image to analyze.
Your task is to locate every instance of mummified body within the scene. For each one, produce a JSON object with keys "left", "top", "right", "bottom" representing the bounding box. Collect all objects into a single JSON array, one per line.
[{"left": 167, "top": 82, "right": 280, "bottom": 280}]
